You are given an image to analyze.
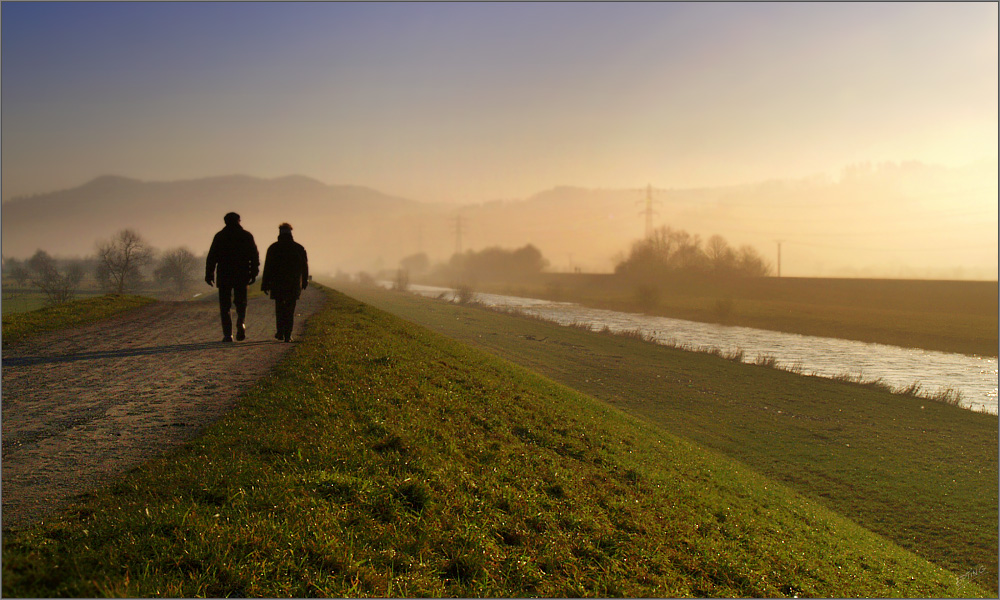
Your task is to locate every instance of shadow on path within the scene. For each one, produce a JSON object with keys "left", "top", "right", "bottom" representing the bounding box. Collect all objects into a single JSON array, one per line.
[{"left": 2, "top": 339, "right": 285, "bottom": 367}]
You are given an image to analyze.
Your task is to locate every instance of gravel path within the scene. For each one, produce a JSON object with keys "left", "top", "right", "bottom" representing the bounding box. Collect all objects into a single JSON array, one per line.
[{"left": 1, "top": 287, "right": 326, "bottom": 530}]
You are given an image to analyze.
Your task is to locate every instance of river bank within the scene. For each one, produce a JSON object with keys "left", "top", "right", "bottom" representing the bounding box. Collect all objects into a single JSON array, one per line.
[
  {"left": 393, "top": 282, "right": 997, "bottom": 414},
  {"left": 429, "top": 273, "right": 998, "bottom": 357},
  {"left": 342, "top": 282, "right": 999, "bottom": 593}
]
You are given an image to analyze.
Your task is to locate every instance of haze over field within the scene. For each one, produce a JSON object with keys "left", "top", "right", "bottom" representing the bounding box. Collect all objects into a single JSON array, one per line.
[{"left": 2, "top": 2, "right": 997, "bottom": 279}]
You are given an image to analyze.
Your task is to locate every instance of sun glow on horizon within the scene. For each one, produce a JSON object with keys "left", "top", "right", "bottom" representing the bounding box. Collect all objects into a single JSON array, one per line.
[{"left": 1, "top": 2, "right": 996, "bottom": 279}]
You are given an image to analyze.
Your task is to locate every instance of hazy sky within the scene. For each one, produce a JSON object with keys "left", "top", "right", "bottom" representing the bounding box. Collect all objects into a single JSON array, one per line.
[{"left": 2, "top": 1, "right": 997, "bottom": 203}]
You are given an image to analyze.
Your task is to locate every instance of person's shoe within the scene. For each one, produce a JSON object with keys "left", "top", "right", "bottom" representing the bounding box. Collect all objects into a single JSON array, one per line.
[
  {"left": 235, "top": 322, "right": 246, "bottom": 341},
  {"left": 274, "top": 332, "right": 283, "bottom": 340},
  {"left": 284, "top": 335, "right": 292, "bottom": 343},
  {"left": 222, "top": 336, "right": 234, "bottom": 343}
]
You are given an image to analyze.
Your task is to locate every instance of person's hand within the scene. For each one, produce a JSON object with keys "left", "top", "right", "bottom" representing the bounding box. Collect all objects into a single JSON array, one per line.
[
  {"left": 261, "top": 286, "right": 269, "bottom": 294},
  {"left": 249, "top": 276, "right": 257, "bottom": 285},
  {"left": 302, "top": 280, "right": 308, "bottom": 290},
  {"left": 205, "top": 275, "right": 214, "bottom": 286}
]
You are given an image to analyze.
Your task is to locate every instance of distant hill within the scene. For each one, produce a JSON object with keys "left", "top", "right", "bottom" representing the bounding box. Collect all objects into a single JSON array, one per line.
[
  {"left": 1, "top": 175, "right": 423, "bottom": 273},
  {"left": 1, "top": 174, "right": 654, "bottom": 275},
  {"left": 452, "top": 160, "right": 998, "bottom": 279},
  {"left": 2, "top": 161, "right": 995, "bottom": 278}
]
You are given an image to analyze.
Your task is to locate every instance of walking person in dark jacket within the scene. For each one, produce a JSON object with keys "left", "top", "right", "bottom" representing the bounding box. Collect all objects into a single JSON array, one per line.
[
  {"left": 260, "top": 223, "right": 309, "bottom": 342},
  {"left": 205, "top": 212, "right": 260, "bottom": 342}
]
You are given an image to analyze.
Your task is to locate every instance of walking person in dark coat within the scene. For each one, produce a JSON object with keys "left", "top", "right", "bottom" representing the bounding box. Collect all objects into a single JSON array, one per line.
[
  {"left": 260, "top": 223, "right": 309, "bottom": 342},
  {"left": 205, "top": 212, "right": 260, "bottom": 342}
]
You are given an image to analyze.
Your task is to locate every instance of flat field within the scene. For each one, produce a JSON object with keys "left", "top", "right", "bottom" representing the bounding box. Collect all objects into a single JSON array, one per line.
[
  {"left": 1, "top": 287, "right": 110, "bottom": 316},
  {"left": 342, "top": 283, "right": 999, "bottom": 593},
  {"left": 453, "top": 274, "right": 999, "bottom": 357}
]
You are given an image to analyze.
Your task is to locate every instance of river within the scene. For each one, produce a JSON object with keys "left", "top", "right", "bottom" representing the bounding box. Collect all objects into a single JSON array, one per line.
[{"left": 396, "top": 283, "right": 998, "bottom": 415}]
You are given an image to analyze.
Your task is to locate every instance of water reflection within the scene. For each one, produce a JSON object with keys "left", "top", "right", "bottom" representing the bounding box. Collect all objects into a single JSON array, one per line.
[{"left": 400, "top": 283, "right": 998, "bottom": 415}]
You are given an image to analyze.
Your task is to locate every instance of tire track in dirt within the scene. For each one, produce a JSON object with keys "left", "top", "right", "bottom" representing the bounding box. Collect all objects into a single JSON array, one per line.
[{"left": 1, "top": 287, "right": 326, "bottom": 530}]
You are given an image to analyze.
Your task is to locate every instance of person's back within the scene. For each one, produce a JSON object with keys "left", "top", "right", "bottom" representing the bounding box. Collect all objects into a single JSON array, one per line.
[
  {"left": 260, "top": 223, "right": 308, "bottom": 342},
  {"left": 262, "top": 235, "right": 308, "bottom": 298},
  {"left": 207, "top": 220, "right": 259, "bottom": 287},
  {"left": 205, "top": 212, "right": 260, "bottom": 342}
]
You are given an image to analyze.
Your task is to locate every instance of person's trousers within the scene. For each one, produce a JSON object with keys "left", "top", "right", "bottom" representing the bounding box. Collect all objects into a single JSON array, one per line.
[
  {"left": 275, "top": 298, "right": 297, "bottom": 340},
  {"left": 218, "top": 284, "right": 248, "bottom": 337}
]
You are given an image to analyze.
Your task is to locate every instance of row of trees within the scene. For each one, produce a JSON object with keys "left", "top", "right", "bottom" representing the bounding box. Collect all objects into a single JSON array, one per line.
[
  {"left": 390, "top": 230, "right": 769, "bottom": 288},
  {"left": 445, "top": 244, "right": 548, "bottom": 280},
  {"left": 4, "top": 229, "right": 201, "bottom": 306},
  {"left": 615, "top": 226, "right": 771, "bottom": 279},
  {"left": 398, "top": 244, "right": 549, "bottom": 284}
]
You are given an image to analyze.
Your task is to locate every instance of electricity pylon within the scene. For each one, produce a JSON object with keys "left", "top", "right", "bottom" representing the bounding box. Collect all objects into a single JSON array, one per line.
[{"left": 637, "top": 184, "right": 661, "bottom": 239}]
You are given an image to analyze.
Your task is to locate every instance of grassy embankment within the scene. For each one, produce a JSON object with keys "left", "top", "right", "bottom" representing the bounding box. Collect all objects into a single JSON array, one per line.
[
  {"left": 341, "top": 283, "right": 999, "bottom": 594},
  {"left": 455, "top": 274, "right": 999, "bottom": 357},
  {"left": 2, "top": 288, "right": 71, "bottom": 315},
  {"left": 1, "top": 294, "right": 154, "bottom": 345},
  {"left": 2, "top": 281, "right": 176, "bottom": 317},
  {"left": 2, "top": 286, "right": 987, "bottom": 597},
  {"left": 1, "top": 278, "right": 267, "bottom": 321}
]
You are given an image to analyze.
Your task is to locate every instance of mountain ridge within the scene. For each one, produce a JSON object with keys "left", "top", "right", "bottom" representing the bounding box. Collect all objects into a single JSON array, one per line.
[
  {"left": 1, "top": 174, "right": 422, "bottom": 272},
  {"left": 2, "top": 161, "right": 995, "bottom": 278}
]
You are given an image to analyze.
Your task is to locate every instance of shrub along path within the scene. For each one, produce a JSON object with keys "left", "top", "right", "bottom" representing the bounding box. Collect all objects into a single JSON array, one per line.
[{"left": 1, "top": 288, "right": 326, "bottom": 530}]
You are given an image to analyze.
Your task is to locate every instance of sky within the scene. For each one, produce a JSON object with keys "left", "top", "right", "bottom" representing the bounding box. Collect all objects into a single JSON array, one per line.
[{"left": 2, "top": 1, "right": 997, "bottom": 204}]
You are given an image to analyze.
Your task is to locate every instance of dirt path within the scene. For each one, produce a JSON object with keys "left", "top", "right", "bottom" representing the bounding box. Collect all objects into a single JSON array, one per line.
[{"left": 1, "top": 287, "right": 326, "bottom": 530}]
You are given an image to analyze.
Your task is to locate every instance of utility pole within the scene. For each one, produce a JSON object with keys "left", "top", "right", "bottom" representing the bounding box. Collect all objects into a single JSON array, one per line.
[
  {"left": 775, "top": 240, "right": 783, "bottom": 278},
  {"left": 638, "top": 184, "right": 661, "bottom": 239},
  {"left": 453, "top": 215, "right": 466, "bottom": 256}
]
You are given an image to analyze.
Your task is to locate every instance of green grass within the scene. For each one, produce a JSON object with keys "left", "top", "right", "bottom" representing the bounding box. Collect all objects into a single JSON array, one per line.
[
  {"left": 463, "top": 274, "right": 999, "bottom": 357},
  {"left": 1, "top": 279, "right": 264, "bottom": 339},
  {"left": 1, "top": 287, "right": 116, "bottom": 316},
  {"left": 340, "top": 283, "right": 999, "bottom": 594},
  {"left": 2, "top": 286, "right": 987, "bottom": 597},
  {"left": 2, "top": 290, "right": 51, "bottom": 314},
  {"left": 1, "top": 294, "right": 155, "bottom": 345}
]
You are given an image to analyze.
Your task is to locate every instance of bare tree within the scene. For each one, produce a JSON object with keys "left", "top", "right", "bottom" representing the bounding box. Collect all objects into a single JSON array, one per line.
[
  {"left": 705, "top": 235, "right": 737, "bottom": 275},
  {"left": 737, "top": 245, "right": 772, "bottom": 277},
  {"left": 617, "top": 227, "right": 770, "bottom": 279},
  {"left": 154, "top": 247, "right": 198, "bottom": 294},
  {"left": 616, "top": 226, "right": 705, "bottom": 277},
  {"left": 399, "top": 252, "right": 430, "bottom": 275},
  {"left": 3, "top": 256, "right": 31, "bottom": 289},
  {"left": 26, "top": 250, "right": 84, "bottom": 305},
  {"left": 393, "top": 268, "right": 411, "bottom": 291},
  {"left": 95, "top": 229, "right": 154, "bottom": 294}
]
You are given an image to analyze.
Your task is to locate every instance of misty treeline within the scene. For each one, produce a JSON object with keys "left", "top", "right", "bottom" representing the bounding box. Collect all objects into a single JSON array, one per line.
[
  {"left": 391, "top": 244, "right": 548, "bottom": 289},
  {"left": 446, "top": 245, "right": 548, "bottom": 280},
  {"left": 615, "top": 226, "right": 771, "bottom": 280},
  {"left": 2, "top": 229, "right": 202, "bottom": 306},
  {"left": 389, "top": 227, "right": 769, "bottom": 291}
]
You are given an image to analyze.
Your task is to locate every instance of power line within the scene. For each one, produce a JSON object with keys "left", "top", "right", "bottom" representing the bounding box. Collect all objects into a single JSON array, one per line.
[
  {"left": 706, "top": 222, "right": 998, "bottom": 238},
  {"left": 779, "top": 239, "right": 997, "bottom": 253},
  {"left": 689, "top": 207, "right": 996, "bottom": 226},
  {"left": 660, "top": 186, "right": 998, "bottom": 212}
]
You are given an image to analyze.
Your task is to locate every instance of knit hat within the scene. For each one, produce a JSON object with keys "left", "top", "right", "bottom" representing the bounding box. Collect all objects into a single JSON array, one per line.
[{"left": 279, "top": 222, "right": 292, "bottom": 232}]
